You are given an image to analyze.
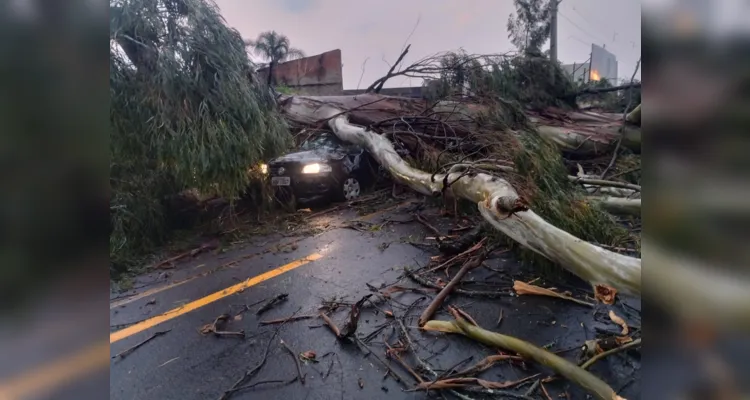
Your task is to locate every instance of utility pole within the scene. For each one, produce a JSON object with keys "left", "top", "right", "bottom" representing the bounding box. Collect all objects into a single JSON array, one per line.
[{"left": 550, "top": 0, "right": 559, "bottom": 64}]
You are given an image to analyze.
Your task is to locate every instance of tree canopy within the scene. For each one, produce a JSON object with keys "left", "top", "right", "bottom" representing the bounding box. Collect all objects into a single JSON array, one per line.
[
  {"left": 245, "top": 30, "right": 305, "bottom": 85},
  {"left": 110, "top": 0, "right": 291, "bottom": 268},
  {"left": 507, "top": 0, "right": 553, "bottom": 55}
]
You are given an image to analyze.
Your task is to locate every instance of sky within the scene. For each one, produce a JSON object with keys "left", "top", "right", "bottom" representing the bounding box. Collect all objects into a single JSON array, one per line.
[{"left": 215, "top": 0, "right": 642, "bottom": 89}]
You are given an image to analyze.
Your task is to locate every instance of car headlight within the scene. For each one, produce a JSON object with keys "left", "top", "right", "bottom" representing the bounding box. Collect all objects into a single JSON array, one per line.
[
  {"left": 260, "top": 164, "right": 268, "bottom": 174},
  {"left": 302, "top": 163, "right": 331, "bottom": 174}
]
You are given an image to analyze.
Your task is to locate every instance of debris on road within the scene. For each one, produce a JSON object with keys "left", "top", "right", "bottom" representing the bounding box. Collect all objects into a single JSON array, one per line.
[
  {"left": 419, "top": 256, "right": 483, "bottom": 326},
  {"left": 299, "top": 350, "right": 317, "bottom": 363},
  {"left": 320, "top": 294, "right": 372, "bottom": 339},
  {"left": 416, "top": 374, "right": 539, "bottom": 391},
  {"left": 513, "top": 280, "right": 595, "bottom": 307},
  {"left": 219, "top": 307, "right": 303, "bottom": 400},
  {"left": 280, "top": 339, "right": 305, "bottom": 385},
  {"left": 422, "top": 308, "right": 624, "bottom": 400},
  {"left": 255, "top": 293, "right": 289, "bottom": 315},
  {"left": 112, "top": 329, "right": 171, "bottom": 360},
  {"left": 608, "top": 310, "right": 629, "bottom": 336},
  {"left": 581, "top": 338, "right": 642, "bottom": 371},
  {"left": 259, "top": 314, "right": 316, "bottom": 325},
  {"left": 594, "top": 284, "right": 618, "bottom": 304},
  {"left": 199, "top": 314, "right": 245, "bottom": 338}
]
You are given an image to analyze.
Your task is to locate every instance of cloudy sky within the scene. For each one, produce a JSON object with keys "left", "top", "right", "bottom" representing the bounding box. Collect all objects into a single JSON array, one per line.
[{"left": 215, "top": 0, "right": 641, "bottom": 89}]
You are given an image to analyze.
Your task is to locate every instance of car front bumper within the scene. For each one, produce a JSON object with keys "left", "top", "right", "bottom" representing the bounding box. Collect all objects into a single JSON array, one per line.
[{"left": 271, "top": 173, "right": 336, "bottom": 201}]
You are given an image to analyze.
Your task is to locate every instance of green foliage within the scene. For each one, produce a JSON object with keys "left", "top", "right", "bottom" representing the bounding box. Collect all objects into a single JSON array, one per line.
[
  {"left": 507, "top": 0, "right": 552, "bottom": 55},
  {"left": 245, "top": 30, "right": 305, "bottom": 85},
  {"left": 245, "top": 31, "right": 305, "bottom": 64},
  {"left": 499, "top": 128, "right": 632, "bottom": 276},
  {"left": 424, "top": 51, "right": 577, "bottom": 111},
  {"left": 423, "top": 51, "right": 632, "bottom": 276},
  {"left": 110, "top": 0, "right": 291, "bottom": 269}
]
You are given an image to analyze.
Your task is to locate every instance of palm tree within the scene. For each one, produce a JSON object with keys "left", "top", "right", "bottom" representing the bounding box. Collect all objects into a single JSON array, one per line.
[{"left": 245, "top": 31, "right": 305, "bottom": 85}]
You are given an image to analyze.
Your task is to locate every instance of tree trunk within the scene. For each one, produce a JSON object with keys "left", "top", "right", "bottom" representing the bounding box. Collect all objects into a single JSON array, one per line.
[
  {"left": 280, "top": 95, "right": 641, "bottom": 294},
  {"left": 588, "top": 197, "right": 641, "bottom": 216},
  {"left": 268, "top": 61, "right": 276, "bottom": 86},
  {"left": 280, "top": 93, "right": 640, "bottom": 157}
]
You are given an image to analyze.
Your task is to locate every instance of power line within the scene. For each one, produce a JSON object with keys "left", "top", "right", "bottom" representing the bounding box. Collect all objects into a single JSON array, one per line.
[
  {"left": 558, "top": 11, "right": 608, "bottom": 45},
  {"left": 570, "top": 6, "right": 613, "bottom": 40},
  {"left": 567, "top": 35, "right": 592, "bottom": 48},
  {"left": 567, "top": 4, "right": 640, "bottom": 49}
]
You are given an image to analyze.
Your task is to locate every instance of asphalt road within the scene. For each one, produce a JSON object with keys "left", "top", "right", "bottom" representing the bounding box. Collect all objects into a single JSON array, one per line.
[{"left": 108, "top": 198, "right": 641, "bottom": 400}]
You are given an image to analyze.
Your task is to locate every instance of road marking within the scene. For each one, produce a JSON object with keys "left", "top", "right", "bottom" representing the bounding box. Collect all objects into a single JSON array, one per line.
[
  {"left": 110, "top": 252, "right": 323, "bottom": 343},
  {"left": 0, "top": 341, "right": 110, "bottom": 400},
  {"left": 110, "top": 202, "right": 411, "bottom": 310},
  {"left": 110, "top": 237, "right": 307, "bottom": 309}
]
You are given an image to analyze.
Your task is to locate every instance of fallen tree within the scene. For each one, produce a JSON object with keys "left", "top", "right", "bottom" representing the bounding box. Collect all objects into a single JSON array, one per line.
[
  {"left": 280, "top": 95, "right": 641, "bottom": 294},
  {"left": 281, "top": 93, "right": 639, "bottom": 158}
]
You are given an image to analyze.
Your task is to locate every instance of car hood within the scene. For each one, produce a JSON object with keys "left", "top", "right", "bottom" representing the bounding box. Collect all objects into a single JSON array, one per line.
[{"left": 269, "top": 149, "right": 345, "bottom": 164}]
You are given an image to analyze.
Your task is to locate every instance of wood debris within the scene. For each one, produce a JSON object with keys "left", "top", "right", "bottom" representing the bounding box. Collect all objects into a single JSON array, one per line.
[
  {"left": 594, "top": 284, "right": 618, "bottom": 304},
  {"left": 513, "top": 280, "right": 594, "bottom": 307},
  {"left": 608, "top": 310, "right": 629, "bottom": 336},
  {"left": 256, "top": 293, "right": 289, "bottom": 315}
]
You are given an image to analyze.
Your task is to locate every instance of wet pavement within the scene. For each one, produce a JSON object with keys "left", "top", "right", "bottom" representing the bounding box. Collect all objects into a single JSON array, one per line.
[{"left": 109, "top": 196, "right": 641, "bottom": 400}]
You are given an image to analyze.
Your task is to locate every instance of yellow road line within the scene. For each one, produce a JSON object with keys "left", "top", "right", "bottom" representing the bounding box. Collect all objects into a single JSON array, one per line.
[
  {"left": 110, "top": 278, "right": 196, "bottom": 309},
  {"left": 110, "top": 252, "right": 323, "bottom": 343},
  {"left": 110, "top": 238, "right": 306, "bottom": 309},
  {"left": 0, "top": 253, "right": 323, "bottom": 400},
  {"left": 0, "top": 341, "right": 110, "bottom": 400},
  {"left": 109, "top": 201, "right": 409, "bottom": 310}
]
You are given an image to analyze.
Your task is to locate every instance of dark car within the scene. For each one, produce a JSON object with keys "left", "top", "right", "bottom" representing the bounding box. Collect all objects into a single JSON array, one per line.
[{"left": 266, "top": 132, "right": 378, "bottom": 205}]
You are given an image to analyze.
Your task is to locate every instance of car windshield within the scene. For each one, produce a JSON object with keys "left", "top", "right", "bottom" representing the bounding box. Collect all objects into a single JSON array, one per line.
[{"left": 300, "top": 134, "right": 341, "bottom": 151}]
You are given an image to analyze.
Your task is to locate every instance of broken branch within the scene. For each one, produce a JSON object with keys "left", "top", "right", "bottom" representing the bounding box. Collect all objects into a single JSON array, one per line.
[
  {"left": 580, "top": 338, "right": 641, "bottom": 370},
  {"left": 256, "top": 293, "right": 289, "bottom": 315},
  {"left": 280, "top": 339, "right": 305, "bottom": 384},
  {"left": 319, "top": 312, "right": 342, "bottom": 338},
  {"left": 405, "top": 267, "right": 511, "bottom": 298},
  {"left": 219, "top": 307, "right": 302, "bottom": 400},
  {"left": 422, "top": 311, "right": 625, "bottom": 400},
  {"left": 367, "top": 44, "right": 411, "bottom": 93},
  {"left": 416, "top": 375, "right": 539, "bottom": 391},
  {"left": 112, "top": 329, "right": 171, "bottom": 359},
  {"left": 259, "top": 315, "right": 317, "bottom": 325},
  {"left": 449, "top": 354, "right": 523, "bottom": 378},
  {"left": 513, "top": 281, "right": 594, "bottom": 307},
  {"left": 419, "top": 256, "right": 483, "bottom": 326}
]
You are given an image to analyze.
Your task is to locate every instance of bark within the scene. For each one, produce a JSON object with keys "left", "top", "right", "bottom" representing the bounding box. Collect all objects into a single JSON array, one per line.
[{"left": 280, "top": 96, "right": 641, "bottom": 295}]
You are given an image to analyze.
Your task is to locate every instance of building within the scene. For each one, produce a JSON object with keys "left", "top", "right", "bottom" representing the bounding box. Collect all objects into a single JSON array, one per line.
[
  {"left": 257, "top": 49, "right": 343, "bottom": 96},
  {"left": 561, "top": 62, "right": 591, "bottom": 83},
  {"left": 562, "top": 44, "right": 618, "bottom": 84},
  {"left": 259, "top": 48, "right": 426, "bottom": 97}
]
